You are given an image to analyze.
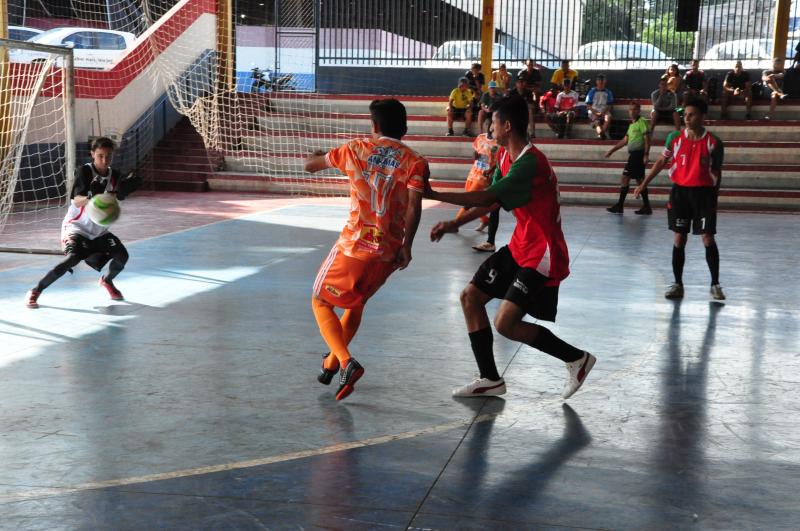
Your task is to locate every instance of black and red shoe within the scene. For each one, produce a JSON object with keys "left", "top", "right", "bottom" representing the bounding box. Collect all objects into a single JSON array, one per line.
[
  {"left": 335, "top": 358, "right": 364, "bottom": 401},
  {"left": 99, "top": 277, "right": 124, "bottom": 300},
  {"left": 26, "top": 289, "right": 41, "bottom": 309},
  {"left": 317, "top": 353, "right": 339, "bottom": 385}
]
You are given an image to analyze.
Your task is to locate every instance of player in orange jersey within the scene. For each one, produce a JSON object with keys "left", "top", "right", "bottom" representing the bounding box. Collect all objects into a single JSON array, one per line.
[
  {"left": 457, "top": 127, "right": 498, "bottom": 232},
  {"left": 304, "top": 98, "right": 430, "bottom": 401}
]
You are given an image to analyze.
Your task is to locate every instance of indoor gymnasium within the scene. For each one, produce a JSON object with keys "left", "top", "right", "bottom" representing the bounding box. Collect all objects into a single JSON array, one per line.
[{"left": 0, "top": 0, "right": 798, "bottom": 528}]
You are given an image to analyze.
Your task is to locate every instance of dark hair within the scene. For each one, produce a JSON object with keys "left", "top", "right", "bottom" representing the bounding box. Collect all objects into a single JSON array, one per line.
[
  {"left": 683, "top": 97, "right": 708, "bottom": 115},
  {"left": 492, "top": 96, "right": 528, "bottom": 139},
  {"left": 369, "top": 98, "right": 408, "bottom": 139},
  {"left": 471, "top": 62, "right": 481, "bottom": 70},
  {"left": 596, "top": 74, "right": 606, "bottom": 81},
  {"left": 91, "top": 137, "right": 115, "bottom": 151}
]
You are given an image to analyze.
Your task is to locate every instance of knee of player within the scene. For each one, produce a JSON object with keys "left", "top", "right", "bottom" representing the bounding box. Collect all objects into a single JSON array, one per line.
[
  {"left": 493, "top": 312, "right": 517, "bottom": 338},
  {"left": 459, "top": 285, "right": 483, "bottom": 308},
  {"left": 115, "top": 248, "right": 130, "bottom": 264},
  {"left": 701, "top": 234, "right": 716, "bottom": 246}
]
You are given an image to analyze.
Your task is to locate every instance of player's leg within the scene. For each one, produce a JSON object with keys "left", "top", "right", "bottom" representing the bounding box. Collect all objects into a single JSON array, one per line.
[
  {"left": 26, "top": 252, "right": 83, "bottom": 308},
  {"left": 94, "top": 235, "right": 127, "bottom": 300},
  {"left": 695, "top": 188, "right": 724, "bottom": 299},
  {"left": 666, "top": 186, "right": 689, "bottom": 299},
  {"left": 319, "top": 304, "right": 364, "bottom": 381},
  {"left": 492, "top": 268, "right": 595, "bottom": 398},
  {"left": 473, "top": 208, "right": 499, "bottom": 252},
  {"left": 608, "top": 172, "right": 630, "bottom": 214},
  {"left": 635, "top": 176, "right": 652, "bottom": 214},
  {"left": 452, "top": 248, "right": 516, "bottom": 397}
]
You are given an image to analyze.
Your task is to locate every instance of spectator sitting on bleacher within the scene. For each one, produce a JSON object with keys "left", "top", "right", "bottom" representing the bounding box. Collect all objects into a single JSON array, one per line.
[
  {"left": 551, "top": 59, "right": 578, "bottom": 90},
  {"left": 763, "top": 57, "right": 788, "bottom": 120},
  {"left": 478, "top": 81, "right": 504, "bottom": 133},
  {"left": 554, "top": 78, "right": 580, "bottom": 139},
  {"left": 586, "top": 74, "right": 614, "bottom": 140},
  {"left": 518, "top": 58, "right": 543, "bottom": 95},
  {"left": 650, "top": 77, "right": 681, "bottom": 134},
  {"left": 663, "top": 64, "right": 682, "bottom": 95},
  {"left": 465, "top": 62, "right": 485, "bottom": 95},
  {"left": 508, "top": 76, "right": 536, "bottom": 138},
  {"left": 492, "top": 63, "right": 511, "bottom": 94},
  {"left": 683, "top": 59, "right": 708, "bottom": 105},
  {"left": 447, "top": 77, "right": 476, "bottom": 137},
  {"left": 540, "top": 86, "right": 559, "bottom": 135},
  {"left": 720, "top": 60, "right": 752, "bottom": 120}
]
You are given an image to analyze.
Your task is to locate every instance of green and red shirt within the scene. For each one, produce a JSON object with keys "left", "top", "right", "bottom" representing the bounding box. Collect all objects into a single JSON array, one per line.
[
  {"left": 488, "top": 144, "right": 570, "bottom": 284},
  {"left": 663, "top": 129, "right": 724, "bottom": 187}
]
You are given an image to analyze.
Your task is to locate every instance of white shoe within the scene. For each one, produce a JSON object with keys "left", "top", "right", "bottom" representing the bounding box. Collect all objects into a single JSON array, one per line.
[
  {"left": 474, "top": 221, "right": 488, "bottom": 232},
  {"left": 452, "top": 377, "right": 506, "bottom": 397},
  {"left": 472, "top": 241, "right": 496, "bottom": 252},
  {"left": 710, "top": 284, "right": 726, "bottom": 300},
  {"left": 562, "top": 352, "right": 596, "bottom": 399}
]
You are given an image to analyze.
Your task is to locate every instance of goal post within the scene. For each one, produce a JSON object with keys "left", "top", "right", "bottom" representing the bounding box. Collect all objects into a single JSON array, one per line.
[{"left": 0, "top": 38, "right": 76, "bottom": 254}]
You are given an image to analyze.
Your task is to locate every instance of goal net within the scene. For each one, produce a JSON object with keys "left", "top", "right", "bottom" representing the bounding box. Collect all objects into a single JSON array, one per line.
[{"left": 0, "top": 39, "right": 74, "bottom": 253}]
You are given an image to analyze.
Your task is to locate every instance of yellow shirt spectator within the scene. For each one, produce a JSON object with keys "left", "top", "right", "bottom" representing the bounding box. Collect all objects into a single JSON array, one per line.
[
  {"left": 449, "top": 87, "right": 475, "bottom": 110},
  {"left": 551, "top": 68, "right": 578, "bottom": 87}
]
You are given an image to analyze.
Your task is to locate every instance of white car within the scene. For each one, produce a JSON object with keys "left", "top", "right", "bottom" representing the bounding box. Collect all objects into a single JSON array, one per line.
[
  {"left": 426, "top": 40, "right": 560, "bottom": 71},
  {"left": 7, "top": 26, "right": 44, "bottom": 41},
  {"left": 570, "top": 41, "right": 682, "bottom": 71},
  {"left": 703, "top": 37, "right": 800, "bottom": 70},
  {"left": 11, "top": 27, "right": 135, "bottom": 70},
  {"left": 702, "top": 39, "right": 774, "bottom": 70}
]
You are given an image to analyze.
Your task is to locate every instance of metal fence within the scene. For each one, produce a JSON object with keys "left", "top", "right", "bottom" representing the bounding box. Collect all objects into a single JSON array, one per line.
[{"left": 243, "top": 0, "right": 800, "bottom": 70}]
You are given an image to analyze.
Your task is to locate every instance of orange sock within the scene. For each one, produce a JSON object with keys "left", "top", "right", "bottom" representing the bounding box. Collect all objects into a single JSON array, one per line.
[
  {"left": 312, "top": 297, "right": 351, "bottom": 366},
  {"left": 341, "top": 305, "right": 364, "bottom": 345},
  {"left": 456, "top": 207, "right": 466, "bottom": 220}
]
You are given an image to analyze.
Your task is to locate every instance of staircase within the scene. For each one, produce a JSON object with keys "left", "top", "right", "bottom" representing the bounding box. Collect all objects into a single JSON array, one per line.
[
  {"left": 142, "top": 117, "right": 220, "bottom": 192},
  {"left": 202, "top": 94, "right": 799, "bottom": 210}
]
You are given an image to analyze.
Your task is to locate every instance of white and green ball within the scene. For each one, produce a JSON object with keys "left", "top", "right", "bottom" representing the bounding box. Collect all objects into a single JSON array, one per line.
[{"left": 87, "top": 193, "right": 121, "bottom": 226}]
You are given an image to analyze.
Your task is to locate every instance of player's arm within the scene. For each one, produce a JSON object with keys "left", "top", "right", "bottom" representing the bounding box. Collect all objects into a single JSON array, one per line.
[
  {"left": 643, "top": 131, "right": 651, "bottom": 164},
  {"left": 70, "top": 166, "right": 93, "bottom": 206},
  {"left": 605, "top": 135, "right": 628, "bottom": 158},
  {"left": 711, "top": 138, "right": 724, "bottom": 188},
  {"left": 304, "top": 149, "right": 330, "bottom": 173},
  {"left": 396, "top": 165, "right": 429, "bottom": 269},
  {"left": 634, "top": 153, "right": 668, "bottom": 197}
]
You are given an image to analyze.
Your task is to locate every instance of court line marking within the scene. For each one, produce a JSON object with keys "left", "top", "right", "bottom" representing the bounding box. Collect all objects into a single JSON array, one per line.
[{"left": 0, "top": 412, "right": 498, "bottom": 504}]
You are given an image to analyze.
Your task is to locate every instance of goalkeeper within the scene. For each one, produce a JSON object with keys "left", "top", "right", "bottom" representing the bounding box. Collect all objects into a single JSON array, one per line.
[{"left": 26, "top": 137, "right": 142, "bottom": 308}]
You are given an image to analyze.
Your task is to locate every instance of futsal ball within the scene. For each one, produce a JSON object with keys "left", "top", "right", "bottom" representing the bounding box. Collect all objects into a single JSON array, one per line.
[{"left": 87, "top": 193, "right": 121, "bottom": 226}]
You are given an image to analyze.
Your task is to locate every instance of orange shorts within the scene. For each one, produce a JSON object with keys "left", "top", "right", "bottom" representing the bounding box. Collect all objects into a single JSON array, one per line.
[{"left": 313, "top": 246, "right": 396, "bottom": 308}]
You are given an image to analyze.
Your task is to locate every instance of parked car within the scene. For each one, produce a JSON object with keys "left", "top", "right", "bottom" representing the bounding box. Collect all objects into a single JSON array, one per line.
[
  {"left": 7, "top": 25, "right": 44, "bottom": 41},
  {"left": 10, "top": 27, "right": 136, "bottom": 69},
  {"left": 427, "top": 40, "right": 560, "bottom": 70},
  {"left": 703, "top": 37, "right": 800, "bottom": 69},
  {"left": 703, "top": 38, "right": 774, "bottom": 69},
  {"left": 570, "top": 41, "right": 682, "bottom": 71}
]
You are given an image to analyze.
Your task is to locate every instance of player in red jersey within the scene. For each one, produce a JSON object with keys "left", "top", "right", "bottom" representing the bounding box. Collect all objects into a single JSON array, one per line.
[
  {"left": 426, "top": 96, "right": 595, "bottom": 399},
  {"left": 635, "top": 97, "right": 725, "bottom": 301}
]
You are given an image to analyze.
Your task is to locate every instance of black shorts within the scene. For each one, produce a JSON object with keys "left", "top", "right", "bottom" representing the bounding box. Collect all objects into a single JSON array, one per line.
[
  {"left": 451, "top": 107, "right": 468, "bottom": 119},
  {"left": 471, "top": 246, "right": 559, "bottom": 322},
  {"left": 62, "top": 232, "right": 125, "bottom": 271},
  {"left": 622, "top": 150, "right": 646, "bottom": 180},
  {"left": 667, "top": 185, "right": 718, "bottom": 235}
]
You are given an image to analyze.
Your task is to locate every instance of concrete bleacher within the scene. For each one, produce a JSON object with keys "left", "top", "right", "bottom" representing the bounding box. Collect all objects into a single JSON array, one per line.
[{"left": 193, "top": 93, "right": 800, "bottom": 210}]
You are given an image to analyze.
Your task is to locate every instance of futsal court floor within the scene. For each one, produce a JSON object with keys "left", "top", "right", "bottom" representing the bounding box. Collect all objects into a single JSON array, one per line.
[{"left": 0, "top": 192, "right": 798, "bottom": 530}]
